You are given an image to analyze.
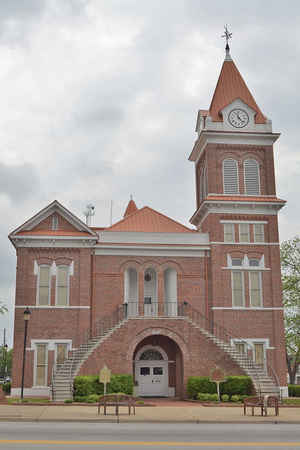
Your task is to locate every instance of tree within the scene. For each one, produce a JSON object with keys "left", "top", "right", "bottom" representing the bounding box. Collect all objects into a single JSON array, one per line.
[
  {"left": 0, "top": 347, "right": 12, "bottom": 378},
  {"left": 281, "top": 237, "right": 300, "bottom": 385}
]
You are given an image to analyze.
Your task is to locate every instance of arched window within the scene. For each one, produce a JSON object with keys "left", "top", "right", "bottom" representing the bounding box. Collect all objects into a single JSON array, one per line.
[
  {"left": 56, "top": 266, "right": 69, "bottom": 306},
  {"left": 124, "top": 268, "right": 138, "bottom": 316},
  {"left": 223, "top": 159, "right": 239, "bottom": 194},
  {"left": 144, "top": 268, "right": 157, "bottom": 316},
  {"left": 244, "top": 159, "right": 260, "bottom": 195},
  {"left": 164, "top": 268, "right": 177, "bottom": 316},
  {"left": 37, "top": 265, "right": 50, "bottom": 305}
]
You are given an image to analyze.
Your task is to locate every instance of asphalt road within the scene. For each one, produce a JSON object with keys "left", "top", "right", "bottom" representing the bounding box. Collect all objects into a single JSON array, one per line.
[{"left": 0, "top": 422, "right": 300, "bottom": 449}]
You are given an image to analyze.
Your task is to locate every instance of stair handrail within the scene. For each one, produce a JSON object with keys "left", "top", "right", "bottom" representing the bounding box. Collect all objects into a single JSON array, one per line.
[{"left": 181, "top": 301, "right": 280, "bottom": 396}]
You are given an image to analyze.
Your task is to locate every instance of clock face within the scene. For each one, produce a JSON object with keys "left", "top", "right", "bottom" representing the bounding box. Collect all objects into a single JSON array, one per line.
[{"left": 228, "top": 109, "right": 249, "bottom": 128}]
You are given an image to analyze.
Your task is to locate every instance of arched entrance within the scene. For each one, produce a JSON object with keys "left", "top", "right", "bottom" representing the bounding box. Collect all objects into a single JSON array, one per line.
[
  {"left": 135, "top": 346, "right": 168, "bottom": 396},
  {"left": 133, "top": 335, "right": 183, "bottom": 397}
]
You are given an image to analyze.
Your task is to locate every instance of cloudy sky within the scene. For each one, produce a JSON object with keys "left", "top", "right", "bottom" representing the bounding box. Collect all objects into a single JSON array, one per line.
[{"left": 0, "top": 0, "right": 300, "bottom": 346}]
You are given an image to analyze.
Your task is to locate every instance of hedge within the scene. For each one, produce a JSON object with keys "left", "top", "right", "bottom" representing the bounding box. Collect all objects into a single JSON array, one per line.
[
  {"left": 187, "top": 376, "right": 253, "bottom": 399},
  {"left": 288, "top": 385, "right": 300, "bottom": 397},
  {"left": 73, "top": 374, "right": 133, "bottom": 398}
]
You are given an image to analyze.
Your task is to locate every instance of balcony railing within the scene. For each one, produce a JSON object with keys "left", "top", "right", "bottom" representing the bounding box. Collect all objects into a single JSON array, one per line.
[{"left": 125, "top": 301, "right": 178, "bottom": 317}]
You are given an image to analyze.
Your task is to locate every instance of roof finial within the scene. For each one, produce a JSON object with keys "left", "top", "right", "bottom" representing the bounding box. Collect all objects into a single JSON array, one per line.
[
  {"left": 221, "top": 25, "right": 232, "bottom": 61},
  {"left": 130, "top": 194, "right": 133, "bottom": 200}
]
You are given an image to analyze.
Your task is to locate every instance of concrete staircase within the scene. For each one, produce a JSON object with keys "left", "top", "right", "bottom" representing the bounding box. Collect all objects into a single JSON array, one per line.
[
  {"left": 51, "top": 318, "right": 128, "bottom": 402},
  {"left": 187, "top": 319, "right": 280, "bottom": 397}
]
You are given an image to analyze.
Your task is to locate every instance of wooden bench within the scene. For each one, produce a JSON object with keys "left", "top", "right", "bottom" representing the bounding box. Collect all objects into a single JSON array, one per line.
[
  {"left": 243, "top": 395, "right": 279, "bottom": 416},
  {"left": 97, "top": 394, "right": 136, "bottom": 416}
]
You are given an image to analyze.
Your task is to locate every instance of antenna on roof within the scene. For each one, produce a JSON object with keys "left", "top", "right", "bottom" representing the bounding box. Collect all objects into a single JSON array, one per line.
[
  {"left": 110, "top": 200, "right": 113, "bottom": 226},
  {"left": 83, "top": 203, "right": 95, "bottom": 226}
]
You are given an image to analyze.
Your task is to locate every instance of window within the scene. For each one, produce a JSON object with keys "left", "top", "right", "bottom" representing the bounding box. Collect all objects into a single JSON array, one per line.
[
  {"left": 235, "top": 342, "right": 246, "bottom": 354},
  {"left": 38, "top": 266, "right": 50, "bottom": 305},
  {"left": 232, "top": 258, "right": 242, "bottom": 266},
  {"left": 249, "top": 271, "right": 262, "bottom": 307},
  {"left": 56, "top": 343, "right": 68, "bottom": 367},
  {"left": 244, "top": 159, "right": 260, "bottom": 195},
  {"left": 254, "top": 223, "right": 264, "bottom": 242},
  {"left": 223, "top": 159, "right": 239, "bottom": 194},
  {"left": 52, "top": 215, "right": 58, "bottom": 231},
  {"left": 239, "top": 223, "right": 250, "bottom": 243},
  {"left": 232, "top": 271, "right": 244, "bottom": 307},
  {"left": 254, "top": 343, "right": 265, "bottom": 366},
  {"left": 35, "top": 343, "right": 48, "bottom": 386},
  {"left": 224, "top": 224, "right": 235, "bottom": 242},
  {"left": 249, "top": 258, "right": 259, "bottom": 267},
  {"left": 56, "top": 266, "right": 69, "bottom": 306}
]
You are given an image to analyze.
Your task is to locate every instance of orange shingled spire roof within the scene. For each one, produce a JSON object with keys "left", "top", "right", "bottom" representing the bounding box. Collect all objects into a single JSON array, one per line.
[
  {"left": 123, "top": 197, "right": 138, "bottom": 218},
  {"left": 208, "top": 46, "right": 266, "bottom": 124}
]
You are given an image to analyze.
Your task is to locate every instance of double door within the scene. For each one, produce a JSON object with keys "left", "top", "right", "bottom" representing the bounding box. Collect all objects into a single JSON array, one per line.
[{"left": 135, "top": 361, "right": 168, "bottom": 396}]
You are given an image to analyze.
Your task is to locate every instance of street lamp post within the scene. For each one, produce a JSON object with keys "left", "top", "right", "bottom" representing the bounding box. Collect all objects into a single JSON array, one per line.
[{"left": 20, "top": 307, "right": 31, "bottom": 401}]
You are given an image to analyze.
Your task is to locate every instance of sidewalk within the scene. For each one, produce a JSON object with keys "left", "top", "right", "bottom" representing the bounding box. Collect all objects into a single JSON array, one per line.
[{"left": 0, "top": 401, "right": 299, "bottom": 423}]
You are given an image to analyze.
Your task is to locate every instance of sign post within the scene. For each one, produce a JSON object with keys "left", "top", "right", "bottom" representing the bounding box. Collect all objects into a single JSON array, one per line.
[
  {"left": 210, "top": 367, "right": 225, "bottom": 401},
  {"left": 99, "top": 365, "right": 111, "bottom": 395}
]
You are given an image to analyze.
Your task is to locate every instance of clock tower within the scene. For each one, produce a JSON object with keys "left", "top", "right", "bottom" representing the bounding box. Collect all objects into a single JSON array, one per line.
[{"left": 188, "top": 42, "right": 287, "bottom": 396}]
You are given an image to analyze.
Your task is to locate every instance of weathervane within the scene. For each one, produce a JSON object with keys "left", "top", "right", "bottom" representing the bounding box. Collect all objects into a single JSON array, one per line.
[{"left": 222, "top": 25, "right": 232, "bottom": 50}]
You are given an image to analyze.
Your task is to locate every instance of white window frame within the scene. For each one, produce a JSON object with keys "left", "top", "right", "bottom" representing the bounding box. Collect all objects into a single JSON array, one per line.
[
  {"left": 56, "top": 265, "right": 70, "bottom": 306},
  {"left": 244, "top": 159, "right": 260, "bottom": 195},
  {"left": 223, "top": 159, "right": 239, "bottom": 194},
  {"left": 253, "top": 223, "right": 265, "bottom": 243},
  {"left": 224, "top": 223, "right": 235, "bottom": 242},
  {"left": 231, "top": 270, "right": 245, "bottom": 307},
  {"left": 249, "top": 271, "right": 263, "bottom": 307},
  {"left": 36, "top": 265, "right": 51, "bottom": 306},
  {"left": 33, "top": 342, "right": 48, "bottom": 387},
  {"left": 239, "top": 223, "right": 250, "bottom": 243}
]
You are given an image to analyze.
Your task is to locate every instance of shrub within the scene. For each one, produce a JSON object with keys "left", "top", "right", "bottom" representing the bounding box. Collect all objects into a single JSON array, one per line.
[
  {"left": 231, "top": 395, "right": 240, "bottom": 402},
  {"left": 220, "top": 376, "right": 253, "bottom": 396},
  {"left": 197, "top": 392, "right": 219, "bottom": 402},
  {"left": 187, "top": 375, "right": 253, "bottom": 399},
  {"left": 64, "top": 399, "right": 72, "bottom": 404},
  {"left": 187, "top": 377, "right": 217, "bottom": 399},
  {"left": 288, "top": 385, "right": 300, "bottom": 397},
  {"left": 2, "top": 381, "right": 11, "bottom": 394},
  {"left": 221, "top": 394, "right": 229, "bottom": 402},
  {"left": 73, "top": 374, "right": 133, "bottom": 399},
  {"left": 87, "top": 394, "right": 100, "bottom": 403}
]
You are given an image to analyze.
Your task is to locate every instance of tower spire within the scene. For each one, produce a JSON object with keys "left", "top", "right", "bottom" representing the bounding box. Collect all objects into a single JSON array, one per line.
[{"left": 221, "top": 25, "right": 232, "bottom": 61}]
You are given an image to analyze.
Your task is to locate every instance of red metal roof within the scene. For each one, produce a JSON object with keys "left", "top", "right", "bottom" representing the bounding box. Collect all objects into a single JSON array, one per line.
[
  {"left": 209, "top": 58, "right": 266, "bottom": 124},
  {"left": 107, "top": 206, "right": 194, "bottom": 233}
]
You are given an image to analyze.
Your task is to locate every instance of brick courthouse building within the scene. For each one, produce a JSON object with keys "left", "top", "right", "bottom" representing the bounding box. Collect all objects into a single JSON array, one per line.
[{"left": 9, "top": 45, "right": 288, "bottom": 399}]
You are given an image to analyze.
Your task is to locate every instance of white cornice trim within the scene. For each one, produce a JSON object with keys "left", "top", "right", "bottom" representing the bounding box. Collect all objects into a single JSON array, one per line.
[
  {"left": 220, "top": 220, "right": 268, "bottom": 224},
  {"left": 95, "top": 246, "right": 209, "bottom": 257},
  {"left": 189, "top": 131, "right": 280, "bottom": 164},
  {"left": 222, "top": 267, "right": 271, "bottom": 271},
  {"left": 211, "top": 242, "right": 279, "bottom": 246},
  {"left": 11, "top": 237, "right": 97, "bottom": 248},
  {"left": 15, "top": 305, "right": 90, "bottom": 309},
  {"left": 190, "top": 201, "right": 283, "bottom": 226},
  {"left": 212, "top": 307, "right": 283, "bottom": 311}
]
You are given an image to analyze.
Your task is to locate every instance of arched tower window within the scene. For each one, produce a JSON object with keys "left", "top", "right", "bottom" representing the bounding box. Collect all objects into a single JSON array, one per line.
[
  {"left": 244, "top": 159, "right": 260, "bottom": 195},
  {"left": 124, "top": 268, "right": 138, "bottom": 316},
  {"left": 223, "top": 159, "right": 239, "bottom": 194}
]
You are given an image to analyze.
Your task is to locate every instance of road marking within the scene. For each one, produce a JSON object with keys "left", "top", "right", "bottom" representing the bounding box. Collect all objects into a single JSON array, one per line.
[{"left": 0, "top": 441, "right": 300, "bottom": 447}]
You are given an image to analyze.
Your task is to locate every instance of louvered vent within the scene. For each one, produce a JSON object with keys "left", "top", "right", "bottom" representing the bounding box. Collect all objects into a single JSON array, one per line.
[
  {"left": 223, "top": 159, "right": 239, "bottom": 194},
  {"left": 244, "top": 159, "right": 260, "bottom": 195}
]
